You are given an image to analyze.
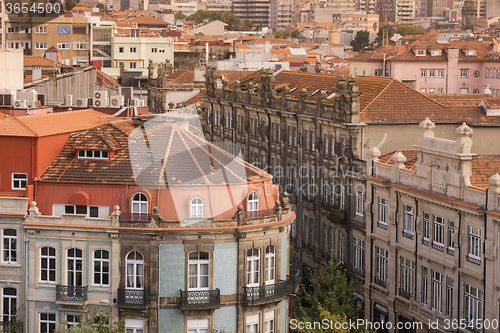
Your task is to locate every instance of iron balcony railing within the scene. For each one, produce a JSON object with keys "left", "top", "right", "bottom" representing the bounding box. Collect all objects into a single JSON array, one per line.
[
  {"left": 119, "top": 213, "right": 151, "bottom": 222},
  {"left": 56, "top": 285, "right": 88, "bottom": 302},
  {"left": 399, "top": 288, "right": 412, "bottom": 300},
  {"left": 246, "top": 207, "right": 277, "bottom": 218},
  {"left": 179, "top": 289, "right": 220, "bottom": 309},
  {"left": 244, "top": 280, "right": 288, "bottom": 305},
  {"left": 117, "top": 289, "right": 148, "bottom": 306},
  {"left": 287, "top": 269, "right": 300, "bottom": 293},
  {"left": 328, "top": 207, "right": 347, "bottom": 224}
]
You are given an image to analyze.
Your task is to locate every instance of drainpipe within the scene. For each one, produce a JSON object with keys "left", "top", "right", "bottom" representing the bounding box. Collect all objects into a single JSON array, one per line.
[
  {"left": 22, "top": 223, "right": 28, "bottom": 333},
  {"left": 483, "top": 191, "right": 487, "bottom": 333},
  {"left": 383, "top": 53, "right": 386, "bottom": 77},
  {"left": 157, "top": 244, "right": 161, "bottom": 333}
]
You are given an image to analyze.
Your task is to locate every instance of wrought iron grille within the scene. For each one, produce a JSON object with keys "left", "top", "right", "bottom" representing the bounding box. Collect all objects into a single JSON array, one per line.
[
  {"left": 243, "top": 280, "right": 287, "bottom": 305},
  {"left": 56, "top": 285, "right": 88, "bottom": 302},
  {"left": 119, "top": 213, "right": 151, "bottom": 222},
  {"left": 399, "top": 288, "right": 412, "bottom": 300},
  {"left": 246, "top": 207, "right": 277, "bottom": 218},
  {"left": 287, "top": 269, "right": 300, "bottom": 293},
  {"left": 117, "top": 289, "right": 148, "bottom": 306},
  {"left": 179, "top": 289, "right": 220, "bottom": 309}
]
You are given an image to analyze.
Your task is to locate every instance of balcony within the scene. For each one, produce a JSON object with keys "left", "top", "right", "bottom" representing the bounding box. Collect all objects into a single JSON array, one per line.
[
  {"left": 117, "top": 289, "right": 148, "bottom": 306},
  {"left": 374, "top": 277, "right": 387, "bottom": 289},
  {"left": 328, "top": 207, "right": 347, "bottom": 224},
  {"left": 287, "top": 269, "right": 300, "bottom": 293},
  {"left": 398, "top": 288, "right": 412, "bottom": 300},
  {"left": 56, "top": 285, "right": 88, "bottom": 302},
  {"left": 246, "top": 207, "right": 277, "bottom": 218},
  {"left": 244, "top": 280, "right": 288, "bottom": 306},
  {"left": 179, "top": 289, "right": 220, "bottom": 310},
  {"left": 119, "top": 213, "right": 151, "bottom": 222}
]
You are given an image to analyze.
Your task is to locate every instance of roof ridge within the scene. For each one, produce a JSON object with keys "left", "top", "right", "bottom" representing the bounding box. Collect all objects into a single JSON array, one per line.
[
  {"left": 393, "top": 80, "right": 448, "bottom": 108},
  {"left": 10, "top": 115, "right": 39, "bottom": 136},
  {"left": 360, "top": 77, "right": 396, "bottom": 111}
]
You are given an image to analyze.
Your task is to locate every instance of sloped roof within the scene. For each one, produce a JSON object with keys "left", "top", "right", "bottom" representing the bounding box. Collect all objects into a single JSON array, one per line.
[
  {"left": 166, "top": 70, "right": 194, "bottom": 82},
  {"left": 96, "top": 69, "right": 121, "bottom": 89},
  {"left": 350, "top": 45, "right": 407, "bottom": 61},
  {"left": 0, "top": 110, "right": 112, "bottom": 137},
  {"left": 244, "top": 38, "right": 294, "bottom": 45},
  {"left": 24, "top": 56, "right": 59, "bottom": 67},
  {"left": 377, "top": 149, "right": 419, "bottom": 171},
  {"left": 125, "top": 16, "right": 169, "bottom": 26},
  {"left": 40, "top": 118, "right": 270, "bottom": 185}
]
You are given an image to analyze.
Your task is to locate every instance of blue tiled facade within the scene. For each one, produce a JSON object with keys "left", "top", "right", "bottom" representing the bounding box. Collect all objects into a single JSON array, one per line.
[
  {"left": 158, "top": 308, "right": 184, "bottom": 332},
  {"left": 213, "top": 242, "right": 238, "bottom": 295},
  {"left": 159, "top": 243, "right": 185, "bottom": 297},
  {"left": 214, "top": 306, "right": 237, "bottom": 332}
]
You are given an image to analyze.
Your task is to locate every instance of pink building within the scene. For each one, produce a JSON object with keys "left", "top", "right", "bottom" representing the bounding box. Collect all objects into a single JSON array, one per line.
[{"left": 350, "top": 40, "right": 500, "bottom": 95}]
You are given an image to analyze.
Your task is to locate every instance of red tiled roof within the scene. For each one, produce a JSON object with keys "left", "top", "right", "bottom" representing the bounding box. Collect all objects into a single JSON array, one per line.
[
  {"left": 96, "top": 69, "right": 121, "bottom": 89},
  {"left": 377, "top": 149, "right": 419, "bottom": 171},
  {"left": 125, "top": 16, "right": 169, "bottom": 26},
  {"left": 471, "top": 155, "right": 500, "bottom": 189},
  {"left": 166, "top": 70, "right": 194, "bottom": 82},
  {"left": 244, "top": 38, "right": 294, "bottom": 45},
  {"left": 0, "top": 110, "right": 114, "bottom": 137},
  {"left": 24, "top": 56, "right": 58, "bottom": 67},
  {"left": 350, "top": 45, "right": 407, "bottom": 61}
]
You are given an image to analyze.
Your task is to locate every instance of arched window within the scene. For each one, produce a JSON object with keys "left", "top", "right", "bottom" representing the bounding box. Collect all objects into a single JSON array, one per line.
[
  {"left": 126, "top": 251, "right": 144, "bottom": 289},
  {"left": 485, "top": 67, "right": 489, "bottom": 78},
  {"left": 188, "top": 251, "right": 209, "bottom": 290},
  {"left": 132, "top": 193, "right": 148, "bottom": 214},
  {"left": 190, "top": 198, "right": 203, "bottom": 217},
  {"left": 40, "top": 246, "right": 56, "bottom": 283},
  {"left": 248, "top": 192, "right": 259, "bottom": 212},
  {"left": 67, "top": 248, "right": 83, "bottom": 287},
  {"left": 93, "top": 249, "right": 110, "bottom": 286},
  {"left": 265, "top": 246, "right": 275, "bottom": 284},
  {"left": 246, "top": 248, "right": 260, "bottom": 287},
  {"left": 2, "top": 287, "right": 16, "bottom": 323}
]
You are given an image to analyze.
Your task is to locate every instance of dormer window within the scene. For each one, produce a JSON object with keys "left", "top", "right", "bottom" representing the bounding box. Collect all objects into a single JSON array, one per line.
[
  {"left": 431, "top": 50, "right": 441, "bottom": 56},
  {"left": 416, "top": 49, "right": 426, "bottom": 56},
  {"left": 466, "top": 49, "right": 476, "bottom": 56},
  {"left": 77, "top": 150, "right": 109, "bottom": 160}
]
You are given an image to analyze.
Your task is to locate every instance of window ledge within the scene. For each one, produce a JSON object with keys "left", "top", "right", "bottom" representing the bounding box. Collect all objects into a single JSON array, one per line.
[
  {"left": 402, "top": 231, "right": 414, "bottom": 239},
  {"left": 432, "top": 242, "right": 444, "bottom": 251},
  {"left": 377, "top": 222, "right": 388, "bottom": 230},
  {"left": 467, "top": 255, "right": 481, "bottom": 265},
  {"left": 0, "top": 262, "right": 21, "bottom": 267}
]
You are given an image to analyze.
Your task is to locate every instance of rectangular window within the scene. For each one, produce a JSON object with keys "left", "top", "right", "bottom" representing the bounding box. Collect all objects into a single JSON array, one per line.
[
  {"left": 246, "top": 314, "right": 259, "bottom": 333},
  {"left": 340, "top": 185, "right": 345, "bottom": 210},
  {"left": 265, "top": 246, "right": 275, "bottom": 284},
  {"left": 12, "top": 173, "right": 27, "bottom": 190},
  {"left": 399, "top": 257, "right": 414, "bottom": 299},
  {"left": 375, "top": 246, "right": 388, "bottom": 287},
  {"left": 324, "top": 134, "right": 328, "bottom": 156},
  {"left": 264, "top": 310, "right": 275, "bottom": 333},
  {"left": 330, "top": 135, "right": 335, "bottom": 158},
  {"left": 460, "top": 69, "right": 469, "bottom": 78},
  {"left": 35, "top": 26, "right": 47, "bottom": 33},
  {"left": 433, "top": 215, "right": 444, "bottom": 250},
  {"left": 93, "top": 249, "right": 110, "bottom": 286},
  {"left": 246, "top": 249, "right": 260, "bottom": 287},
  {"left": 159, "top": 47, "right": 165, "bottom": 53},
  {"left": 66, "top": 314, "right": 80, "bottom": 327},
  {"left": 378, "top": 197, "right": 388, "bottom": 227},
  {"left": 403, "top": 205, "right": 414, "bottom": 238},
  {"left": 421, "top": 267, "right": 428, "bottom": 305},
  {"left": 40, "top": 246, "right": 56, "bottom": 283},
  {"left": 429, "top": 88, "right": 435, "bottom": 93},
  {"left": 57, "top": 43, "right": 70, "bottom": 49},
  {"left": 438, "top": 88, "right": 444, "bottom": 93},
  {"left": 447, "top": 220, "right": 455, "bottom": 254},
  {"left": 40, "top": 313, "right": 56, "bottom": 333},
  {"left": 353, "top": 236, "right": 364, "bottom": 274},
  {"left": 460, "top": 88, "right": 469, "bottom": 94},
  {"left": 57, "top": 26, "right": 70, "bottom": 34},
  {"left": 446, "top": 278, "right": 453, "bottom": 317},
  {"left": 130, "top": 47, "right": 137, "bottom": 53},
  {"left": 422, "top": 212, "right": 430, "bottom": 244},
  {"left": 77, "top": 150, "right": 109, "bottom": 160},
  {"left": 431, "top": 270, "right": 442, "bottom": 312},
  {"left": 130, "top": 62, "right": 137, "bottom": 69},
  {"left": 355, "top": 190, "right": 364, "bottom": 218},
  {"left": 421, "top": 70, "right": 427, "bottom": 78},
  {"left": 464, "top": 283, "right": 482, "bottom": 327},
  {"left": 429, "top": 69, "right": 435, "bottom": 78},
  {"left": 119, "top": 47, "right": 124, "bottom": 53},
  {"left": 438, "top": 70, "right": 444, "bottom": 78},
  {"left": 420, "top": 88, "right": 426, "bottom": 93},
  {"left": 468, "top": 226, "right": 481, "bottom": 264},
  {"left": 2, "top": 287, "right": 16, "bottom": 323},
  {"left": 74, "top": 41, "right": 88, "bottom": 50},
  {"left": 151, "top": 47, "right": 157, "bottom": 53},
  {"left": 2, "top": 229, "right": 17, "bottom": 263},
  {"left": 322, "top": 225, "right": 328, "bottom": 255},
  {"left": 339, "top": 232, "right": 345, "bottom": 264}
]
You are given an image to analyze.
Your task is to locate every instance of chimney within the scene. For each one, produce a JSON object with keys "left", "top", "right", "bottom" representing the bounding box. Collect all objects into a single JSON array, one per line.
[
  {"left": 32, "top": 67, "right": 42, "bottom": 81},
  {"left": 264, "top": 40, "right": 271, "bottom": 53}
]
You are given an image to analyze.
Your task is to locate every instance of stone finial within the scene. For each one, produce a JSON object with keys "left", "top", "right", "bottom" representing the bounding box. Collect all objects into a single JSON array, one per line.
[
  {"left": 336, "top": 74, "right": 347, "bottom": 91},
  {"left": 315, "top": 60, "right": 322, "bottom": 73},
  {"left": 168, "top": 101, "right": 175, "bottom": 109},
  {"left": 347, "top": 76, "right": 358, "bottom": 92},
  {"left": 234, "top": 80, "right": 241, "bottom": 91},
  {"left": 233, "top": 205, "right": 245, "bottom": 226},
  {"left": 392, "top": 151, "right": 407, "bottom": 169},
  {"left": 456, "top": 122, "right": 473, "bottom": 136},
  {"left": 368, "top": 146, "right": 381, "bottom": 162},
  {"left": 419, "top": 117, "right": 435, "bottom": 143},
  {"left": 281, "top": 192, "right": 291, "bottom": 211},
  {"left": 111, "top": 205, "right": 120, "bottom": 226},
  {"left": 299, "top": 88, "right": 308, "bottom": 101},
  {"left": 300, "top": 60, "right": 309, "bottom": 72},
  {"left": 29, "top": 201, "right": 41, "bottom": 216},
  {"left": 222, "top": 78, "right": 228, "bottom": 88},
  {"left": 489, "top": 174, "right": 500, "bottom": 193},
  {"left": 282, "top": 85, "right": 291, "bottom": 97},
  {"left": 456, "top": 122, "right": 473, "bottom": 154}
]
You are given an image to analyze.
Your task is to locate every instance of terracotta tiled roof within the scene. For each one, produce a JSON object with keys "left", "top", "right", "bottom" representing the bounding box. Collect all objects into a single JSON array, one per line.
[
  {"left": 0, "top": 110, "right": 113, "bottom": 137},
  {"left": 125, "top": 16, "right": 169, "bottom": 26},
  {"left": 377, "top": 149, "right": 419, "bottom": 171},
  {"left": 244, "top": 38, "right": 294, "bottom": 45},
  {"left": 167, "top": 70, "right": 194, "bottom": 82},
  {"left": 180, "top": 91, "right": 205, "bottom": 106},
  {"left": 350, "top": 45, "right": 407, "bottom": 61},
  {"left": 40, "top": 119, "right": 270, "bottom": 185},
  {"left": 24, "top": 56, "right": 58, "bottom": 67},
  {"left": 46, "top": 46, "right": 60, "bottom": 53},
  {"left": 96, "top": 69, "right": 121, "bottom": 89},
  {"left": 471, "top": 155, "right": 500, "bottom": 189}
]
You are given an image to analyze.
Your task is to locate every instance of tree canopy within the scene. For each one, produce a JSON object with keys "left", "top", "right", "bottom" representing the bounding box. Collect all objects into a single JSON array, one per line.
[
  {"left": 396, "top": 24, "right": 426, "bottom": 36},
  {"left": 55, "top": 306, "right": 123, "bottom": 333},
  {"left": 174, "top": 11, "right": 186, "bottom": 20},
  {"left": 350, "top": 30, "right": 370, "bottom": 52},
  {"left": 187, "top": 10, "right": 253, "bottom": 31}
]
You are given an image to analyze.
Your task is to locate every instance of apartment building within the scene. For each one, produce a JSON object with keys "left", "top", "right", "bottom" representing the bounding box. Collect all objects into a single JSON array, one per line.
[
  {"left": 395, "top": 0, "right": 416, "bottom": 21},
  {"left": 231, "top": 0, "right": 271, "bottom": 27},
  {"left": 364, "top": 118, "right": 500, "bottom": 330},
  {"left": 339, "top": 13, "right": 379, "bottom": 32},
  {"left": 269, "top": 0, "right": 293, "bottom": 31}
]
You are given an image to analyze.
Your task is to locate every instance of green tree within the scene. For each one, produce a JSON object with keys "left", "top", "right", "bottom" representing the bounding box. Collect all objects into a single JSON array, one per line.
[
  {"left": 242, "top": 19, "right": 253, "bottom": 31},
  {"left": 55, "top": 306, "right": 124, "bottom": 333},
  {"left": 291, "top": 259, "right": 364, "bottom": 332},
  {"left": 396, "top": 24, "right": 426, "bottom": 36},
  {"left": 174, "top": 11, "right": 186, "bottom": 20},
  {"left": 95, "top": 2, "right": 109, "bottom": 14},
  {"left": 350, "top": 30, "right": 370, "bottom": 52},
  {"left": 291, "top": 29, "right": 300, "bottom": 38}
]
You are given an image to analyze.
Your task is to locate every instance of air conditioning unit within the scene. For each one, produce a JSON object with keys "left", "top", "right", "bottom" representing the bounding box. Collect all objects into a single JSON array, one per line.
[
  {"left": 75, "top": 98, "right": 88, "bottom": 107},
  {"left": 131, "top": 99, "right": 140, "bottom": 107},
  {"left": 93, "top": 91, "right": 108, "bottom": 107},
  {"left": 14, "top": 100, "right": 28, "bottom": 109},
  {"left": 139, "top": 99, "right": 145, "bottom": 107},
  {"left": 110, "top": 95, "right": 124, "bottom": 108},
  {"left": 17, "top": 89, "right": 38, "bottom": 107},
  {"left": 64, "top": 94, "right": 73, "bottom": 106},
  {"left": 0, "top": 91, "right": 15, "bottom": 107}
]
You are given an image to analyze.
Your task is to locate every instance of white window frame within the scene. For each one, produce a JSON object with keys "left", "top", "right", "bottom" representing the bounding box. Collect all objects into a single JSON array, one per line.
[
  {"left": 421, "top": 69, "right": 427, "bottom": 77},
  {"left": 447, "top": 220, "right": 455, "bottom": 253},
  {"left": 400, "top": 257, "right": 414, "bottom": 298},
  {"left": 468, "top": 226, "right": 481, "bottom": 263},
  {"left": 378, "top": 197, "right": 388, "bottom": 227},
  {"left": 93, "top": 249, "right": 110, "bottom": 287},
  {"left": 431, "top": 270, "right": 442, "bottom": 312},
  {"left": 132, "top": 193, "right": 148, "bottom": 214},
  {"left": 40, "top": 246, "right": 56, "bottom": 283},
  {"left": 190, "top": 197, "right": 203, "bottom": 218},
  {"left": 126, "top": 251, "right": 144, "bottom": 290},
  {"left": 67, "top": 248, "right": 83, "bottom": 287},
  {"left": 264, "top": 245, "right": 275, "bottom": 285},
  {"left": 187, "top": 318, "right": 209, "bottom": 333},
  {"left": 340, "top": 184, "right": 345, "bottom": 210},
  {"left": 2, "top": 229, "right": 17, "bottom": 263},
  {"left": 429, "top": 69, "right": 435, "bottom": 78},
  {"left": 246, "top": 248, "right": 260, "bottom": 287},
  {"left": 2, "top": 287, "right": 16, "bottom": 324},
  {"left": 57, "top": 43, "right": 70, "bottom": 49},
  {"left": 464, "top": 283, "right": 482, "bottom": 326},
  {"left": 339, "top": 232, "right": 345, "bottom": 264},
  {"left": 65, "top": 314, "right": 81, "bottom": 327},
  {"left": 35, "top": 43, "right": 48, "bottom": 49},
  {"left": 77, "top": 150, "right": 109, "bottom": 160},
  {"left": 460, "top": 69, "right": 469, "bottom": 78},
  {"left": 433, "top": 215, "right": 444, "bottom": 249},
  {"left": 355, "top": 190, "right": 364, "bottom": 218},
  {"left": 438, "top": 70, "right": 444, "bottom": 78},
  {"left": 375, "top": 246, "right": 388, "bottom": 285},
  {"left": 423, "top": 212, "right": 430, "bottom": 243},
  {"left": 422, "top": 267, "right": 428, "bottom": 305},
  {"left": 130, "top": 47, "right": 137, "bottom": 53},
  {"left": 40, "top": 312, "right": 56, "bottom": 333},
  {"left": 248, "top": 191, "right": 259, "bottom": 212},
  {"left": 35, "top": 26, "right": 47, "bottom": 33},
  {"left": 11, "top": 173, "right": 27, "bottom": 190},
  {"left": 403, "top": 205, "right": 414, "bottom": 237},
  {"left": 188, "top": 251, "right": 210, "bottom": 290},
  {"left": 246, "top": 314, "right": 259, "bottom": 333},
  {"left": 353, "top": 236, "right": 364, "bottom": 272},
  {"left": 264, "top": 310, "right": 275, "bottom": 333}
]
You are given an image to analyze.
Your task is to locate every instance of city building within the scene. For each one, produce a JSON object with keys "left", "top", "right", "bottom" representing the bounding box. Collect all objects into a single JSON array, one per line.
[
  {"left": 21, "top": 116, "right": 296, "bottom": 332},
  {"left": 269, "top": 0, "right": 293, "bottom": 31},
  {"left": 231, "top": 0, "right": 271, "bottom": 27},
  {"left": 349, "top": 40, "right": 500, "bottom": 95},
  {"left": 364, "top": 118, "right": 500, "bottom": 330}
]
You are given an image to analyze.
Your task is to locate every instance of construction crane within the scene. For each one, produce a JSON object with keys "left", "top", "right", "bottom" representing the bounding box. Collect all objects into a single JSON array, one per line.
[{"left": 382, "top": 16, "right": 413, "bottom": 46}]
